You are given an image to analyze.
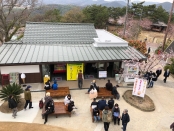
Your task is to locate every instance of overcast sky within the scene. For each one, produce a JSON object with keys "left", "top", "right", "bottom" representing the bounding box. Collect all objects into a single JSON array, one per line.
[{"left": 104, "top": 0, "right": 172, "bottom": 3}]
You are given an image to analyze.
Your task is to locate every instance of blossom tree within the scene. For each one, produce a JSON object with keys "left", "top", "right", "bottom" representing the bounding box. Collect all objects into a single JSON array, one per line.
[{"left": 122, "top": 47, "right": 174, "bottom": 78}]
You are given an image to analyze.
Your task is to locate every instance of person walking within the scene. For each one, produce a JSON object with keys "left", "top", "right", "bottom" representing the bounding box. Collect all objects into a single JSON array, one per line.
[
  {"left": 156, "top": 68, "right": 162, "bottom": 79},
  {"left": 121, "top": 109, "right": 130, "bottom": 131},
  {"left": 77, "top": 70, "right": 84, "bottom": 89},
  {"left": 164, "top": 69, "right": 170, "bottom": 83},
  {"left": 24, "top": 85, "right": 33, "bottom": 110},
  {"left": 148, "top": 47, "right": 151, "bottom": 54},
  {"left": 102, "top": 106, "right": 112, "bottom": 131},
  {"left": 8, "top": 95, "right": 18, "bottom": 118},
  {"left": 170, "top": 122, "right": 174, "bottom": 131}
]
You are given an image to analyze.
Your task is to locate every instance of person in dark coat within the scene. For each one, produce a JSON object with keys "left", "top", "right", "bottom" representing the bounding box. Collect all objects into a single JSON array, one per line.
[
  {"left": 112, "top": 104, "right": 120, "bottom": 125},
  {"left": 121, "top": 109, "right": 130, "bottom": 131},
  {"left": 93, "top": 107, "right": 100, "bottom": 122},
  {"left": 98, "top": 97, "right": 107, "bottom": 110},
  {"left": 148, "top": 73, "right": 157, "bottom": 88},
  {"left": 44, "top": 80, "right": 51, "bottom": 90},
  {"left": 147, "top": 71, "right": 152, "bottom": 85},
  {"left": 8, "top": 95, "right": 18, "bottom": 118},
  {"left": 44, "top": 99, "right": 54, "bottom": 124},
  {"left": 112, "top": 85, "right": 119, "bottom": 100},
  {"left": 164, "top": 69, "right": 170, "bottom": 83},
  {"left": 148, "top": 47, "right": 151, "bottom": 54},
  {"left": 108, "top": 97, "right": 114, "bottom": 109},
  {"left": 156, "top": 68, "right": 162, "bottom": 78},
  {"left": 105, "top": 80, "right": 113, "bottom": 91},
  {"left": 91, "top": 98, "right": 98, "bottom": 109},
  {"left": 170, "top": 122, "right": 174, "bottom": 131}
]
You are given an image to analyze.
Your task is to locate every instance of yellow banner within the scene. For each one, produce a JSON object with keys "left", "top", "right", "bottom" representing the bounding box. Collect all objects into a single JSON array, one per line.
[{"left": 67, "top": 63, "right": 83, "bottom": 80}]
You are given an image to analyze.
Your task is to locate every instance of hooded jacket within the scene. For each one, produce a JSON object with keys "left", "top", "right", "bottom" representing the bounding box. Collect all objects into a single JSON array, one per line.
[
  {"left": 102, "top": 109, "right": 112, "bottom": 122},
  {"left": 52, "top": 81, "right": 58, "bottom": 90}
]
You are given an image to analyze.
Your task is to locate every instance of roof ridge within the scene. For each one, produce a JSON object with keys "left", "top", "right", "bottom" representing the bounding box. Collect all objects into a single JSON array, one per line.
[{"left": 26, "top": 21, "right": 94, "bottom": 25}]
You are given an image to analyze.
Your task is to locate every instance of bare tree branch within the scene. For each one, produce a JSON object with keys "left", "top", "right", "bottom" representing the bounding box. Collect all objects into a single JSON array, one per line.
[{"left": 0, "top": 0, "right": 39, "bottom": 43}]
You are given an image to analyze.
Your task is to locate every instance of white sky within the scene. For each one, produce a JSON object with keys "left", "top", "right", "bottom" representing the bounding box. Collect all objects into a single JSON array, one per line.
[{"left": 104, "top": 0, "right": 172, "bottom": 3}]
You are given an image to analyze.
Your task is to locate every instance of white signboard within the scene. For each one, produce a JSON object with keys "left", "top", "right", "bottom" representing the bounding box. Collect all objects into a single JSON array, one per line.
[
  {"left": 132, "top": 78, "right": 147, "bottom": 98},
  {"left": 99, "top": 71, "right": 107, "bottom": 78}
]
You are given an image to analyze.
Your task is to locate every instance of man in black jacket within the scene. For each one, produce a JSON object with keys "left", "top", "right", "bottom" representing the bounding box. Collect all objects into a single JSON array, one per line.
[
  {"left": 108, "top": 97, "right": 114, "bottom": 109},
  {"left": 105, "top": 80, "right": 113, "bottom": 91},
  {"left": 8, "top": 95, "right": 18, "bottom": 118},
  {"left": 164, "top": 69, "right": 170, "bottom": 83},
  {"left": 121, "top": 109, "right": 130, "bottom": 131}
]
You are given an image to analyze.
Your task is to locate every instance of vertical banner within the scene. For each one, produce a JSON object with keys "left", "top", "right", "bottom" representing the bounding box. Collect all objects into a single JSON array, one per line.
[
  {"left": 132, "top": 78, "right": 147, "bottom": 98},
  {"left": 67, "top": 63, "right": 83, "bottom": 80}
]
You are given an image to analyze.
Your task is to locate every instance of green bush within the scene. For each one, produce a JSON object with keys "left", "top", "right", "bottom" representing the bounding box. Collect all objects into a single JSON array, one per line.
[
  {"left": 0, "top": 83, "right": 23, "bottom": 103},
  {"left": 169, "top": 58, "right": 174, "bottom": 74},
  {"left": 164, "top": 65, "right": 171, "bottom": 72}
]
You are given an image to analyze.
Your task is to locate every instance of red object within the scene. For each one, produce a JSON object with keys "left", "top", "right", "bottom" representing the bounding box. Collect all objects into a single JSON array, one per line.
[
  {"left": 39, "top": 99, "right": 44, "bottom": 109},
  {"left": 1, "top": 74, "right": 10, "bottom": 86},
  {"left": 53, "top": 70, "right": 66, "bottom": 73}
]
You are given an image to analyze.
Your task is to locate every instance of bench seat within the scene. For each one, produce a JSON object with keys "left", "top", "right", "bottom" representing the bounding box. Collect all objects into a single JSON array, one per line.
[
  {"left": 45, "top": 87, "right": 70, "bottom": 98},
  {"left": 97, "top": 87, "right": 113, "bottom": 98},
  {"left": 42, "top": 102, "right": 71, "bottom": 118}
]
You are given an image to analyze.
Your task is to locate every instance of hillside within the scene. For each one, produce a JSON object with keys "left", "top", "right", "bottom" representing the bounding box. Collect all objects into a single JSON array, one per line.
[{"left": 157, "top": 2, "right": 172, "bottom": 12}]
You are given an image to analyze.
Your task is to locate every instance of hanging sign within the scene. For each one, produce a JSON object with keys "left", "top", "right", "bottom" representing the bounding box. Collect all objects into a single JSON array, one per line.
[{"left": 67, "top": 63, "right": 83, "bottom": 80}]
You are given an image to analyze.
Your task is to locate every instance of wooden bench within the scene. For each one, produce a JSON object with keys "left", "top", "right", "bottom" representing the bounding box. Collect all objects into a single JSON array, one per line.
[
  {"left": 90, "top": 107, "right": 112, "bottom": 122},
  {"left": 45, "top": 87, "right": 70, "bottom": 98},
  {"left": 97, "top": 87, "right": 113, "bottom": 98},
  {"left": 42, "top": 102, "right": 71, "bottom": 118}
]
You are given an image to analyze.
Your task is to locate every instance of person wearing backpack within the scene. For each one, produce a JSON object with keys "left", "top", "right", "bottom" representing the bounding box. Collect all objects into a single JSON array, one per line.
[
  {"left": 121, "top": 109, "right": 130, "bottom": 131},
  {"left": 102, "top": 106, "right": 112, "bottom": 131},
  {"left": 8, "top": 95, "right": 18, "bottom": 118},
  {"left": 108, "top": 97, "right": 114, "bottom": 109},
  {"left": 44, "top": 99, "right": 54, "bottom": 124}
]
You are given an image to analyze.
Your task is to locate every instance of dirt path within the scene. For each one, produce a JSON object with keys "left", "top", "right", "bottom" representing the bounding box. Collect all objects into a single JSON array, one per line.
[{"left": 0, "top": 122, "right": 75, "bottom": 131}]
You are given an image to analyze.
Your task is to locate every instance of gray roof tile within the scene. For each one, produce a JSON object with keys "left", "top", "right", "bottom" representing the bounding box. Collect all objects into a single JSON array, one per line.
[
  {"left": 0, "top": 44, "right": 146, "bottom": 64},
  {"left": 23, "top": 22, "right": 98, "bottom": 44}
]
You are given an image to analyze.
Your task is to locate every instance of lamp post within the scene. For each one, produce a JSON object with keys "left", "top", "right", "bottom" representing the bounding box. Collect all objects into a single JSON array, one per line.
[
  {"left": 123, "top": 0, "right": 130, "bottom": 38},
  {"left": 162, "top": 0, "right": 174, "bottom": 51}
]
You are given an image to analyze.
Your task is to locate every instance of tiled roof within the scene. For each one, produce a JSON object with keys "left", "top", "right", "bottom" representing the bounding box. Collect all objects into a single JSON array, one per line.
[
  {"left": 0, "top": 44, "right": 146, "bottom": 64},
  {"left": 23, "top": 22, "right": 98, "bottom": 44}
]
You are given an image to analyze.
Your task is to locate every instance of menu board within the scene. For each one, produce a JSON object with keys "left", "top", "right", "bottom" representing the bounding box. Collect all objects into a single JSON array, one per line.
[
  {"left": 132, "top": 78, "right": 147, "bottom": 98},
  {"left": 98, "top": 71, "right": 107, "bottom": 78},
  {"left": 54, "top": 64, "right": 66, "bottom": 71}
]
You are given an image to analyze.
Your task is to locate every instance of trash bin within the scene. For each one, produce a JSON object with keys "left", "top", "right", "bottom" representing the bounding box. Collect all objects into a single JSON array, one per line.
[{"left": 115, "top": 74, "right": 120, "bottom": 81}]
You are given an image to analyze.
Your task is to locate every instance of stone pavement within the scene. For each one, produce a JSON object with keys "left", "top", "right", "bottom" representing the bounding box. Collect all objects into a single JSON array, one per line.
[{"left": 0, "top": 76, "right": 174, "bottom": 131}]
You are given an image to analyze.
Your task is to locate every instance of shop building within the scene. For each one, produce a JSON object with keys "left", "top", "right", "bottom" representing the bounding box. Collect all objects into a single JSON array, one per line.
[{"left": 0, "top": 22, "right": 146, "bottom": 85}]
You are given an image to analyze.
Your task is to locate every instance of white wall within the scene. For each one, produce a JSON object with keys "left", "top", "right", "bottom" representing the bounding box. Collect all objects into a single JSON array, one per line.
[{"left": 0, "top": 65, "right": 40, "bottom": 74}]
